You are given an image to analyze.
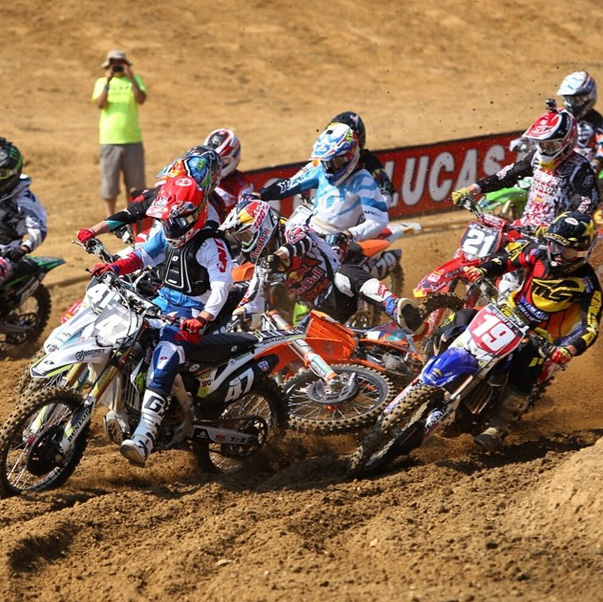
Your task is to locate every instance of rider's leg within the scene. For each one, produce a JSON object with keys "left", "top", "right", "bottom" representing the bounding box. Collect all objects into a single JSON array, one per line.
[
  {"left": 335, "top": 264, "right": 423, "bottom": 332},
  {"left": 120, "top": 336, "right": 185, "bottom": 467},
  {"left": 474, "top": 343, "right": 540, "bottom": 452}
]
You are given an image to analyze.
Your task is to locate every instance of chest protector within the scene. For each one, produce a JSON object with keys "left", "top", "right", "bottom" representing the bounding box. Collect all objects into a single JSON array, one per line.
[
  {"left": 0, "top": 201, "right": 21, "bottom": 245},
  {"left": 161, "top": 225, "right": 227, "bottom": 296}
]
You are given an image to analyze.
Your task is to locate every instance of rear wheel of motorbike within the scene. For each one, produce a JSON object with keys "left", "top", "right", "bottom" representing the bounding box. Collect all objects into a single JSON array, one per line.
[
  {"left": 347, "top": 384, "right": 443, "bottom": 478},
  {"left": 414, "top": 293, "right": 465, "bottom": 358},
  {"left": 347, "top": 264, "right": 405, "bottom": 329},
  {"left": 285, "top": 364, "right": 394, "bottom": 435},
  {"left": 0, "top": 284, "right": 52, "bottom": 352},
  {"left": 0, "top": 386, "right": 89, "bottom": 497},
  {"left": 192, "top": 377, "right": 287, "bottom": 475}
]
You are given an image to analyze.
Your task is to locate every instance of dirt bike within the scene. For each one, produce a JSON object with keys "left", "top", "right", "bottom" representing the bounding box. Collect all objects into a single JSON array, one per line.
[
  {"left": 0, "top": 254, "right": 65, "bottom": 352},
  {"left": 347, "top": 278, "right": 563, "bottom": 478},
  {"left": 0, "top": 267, "right": 315, "bottom": 497},
  {"left": 413, "top": 196, "right": 537, "bottom": 351}
]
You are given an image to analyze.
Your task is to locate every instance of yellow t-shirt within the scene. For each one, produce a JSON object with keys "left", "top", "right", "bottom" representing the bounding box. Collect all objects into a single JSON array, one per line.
[{"left": 92, "top": 75, "right": 147, "bottom": 145}]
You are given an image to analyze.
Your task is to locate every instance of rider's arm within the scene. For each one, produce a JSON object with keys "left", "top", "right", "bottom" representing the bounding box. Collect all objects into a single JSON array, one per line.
[
  {"left": 475, "top": 150, "right": 535, "bottom": 194},
  {"left": 195, "top": 237, "right": 234, "bottom": 320},
  {"left": 479, "top": 241, "right": 538, "bottom": 278},
  {"left": 259, "top": 167, "right": 320, "bottom": 201},
  {"left": 361, "top": 149, "right": 396, "bottom": 207},
  {"left": 570, "top": 162, "right": 600, "bottom": 217},
  {"left": 563, "top": 273, "right": 602, "bottom": 356},
  {"left": 16, "top": 188, "right": 47, "bottom": 253}
]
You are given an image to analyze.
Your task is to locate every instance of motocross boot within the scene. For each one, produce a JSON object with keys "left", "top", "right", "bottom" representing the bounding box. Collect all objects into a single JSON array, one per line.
[
  {"left": 359, "top": 278, "right": 425, "bottom": 333},
  {"left": 474, "top": 389, "right": 527, "bottom": 452},
  {"left": 120, "top": 390, "right": 168, "bottom": 467}
]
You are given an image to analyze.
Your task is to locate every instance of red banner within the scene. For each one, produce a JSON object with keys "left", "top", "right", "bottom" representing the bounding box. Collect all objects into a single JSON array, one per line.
[{"left": 244, "top": 131, "right": 523, "bottom": 219}]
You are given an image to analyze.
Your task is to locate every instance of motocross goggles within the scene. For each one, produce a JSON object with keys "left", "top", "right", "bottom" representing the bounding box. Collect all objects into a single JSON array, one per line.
[
  {"left": 163, "top": 209, "right": 200, "bottom": 237},
  {"left": 322, "top": 155, "right": 348, "bottom": 174},
  {"left": 547, "top": 241, "right": 590, "bottom": 262},
  {"left": 0, "top": 167, "right": 19, "bottom": 179},
  {"left": 535, "top": 139, "right": 565, "bottom": 158}
]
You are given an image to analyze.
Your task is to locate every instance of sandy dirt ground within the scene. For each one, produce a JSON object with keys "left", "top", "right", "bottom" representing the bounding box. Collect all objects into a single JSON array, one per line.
[{"left": 1, "top": 1, "right": 603, "bottom": 601}]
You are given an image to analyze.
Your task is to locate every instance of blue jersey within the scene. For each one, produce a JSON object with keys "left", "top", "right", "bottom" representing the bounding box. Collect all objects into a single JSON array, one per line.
[{"left": 267, "top": 165, "right": 389, "bottom": 241}]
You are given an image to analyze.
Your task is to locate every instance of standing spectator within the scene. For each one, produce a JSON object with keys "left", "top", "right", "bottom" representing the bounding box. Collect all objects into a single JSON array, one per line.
[{"left": 92, "top": 49, "right": 147, "bottom": 217}]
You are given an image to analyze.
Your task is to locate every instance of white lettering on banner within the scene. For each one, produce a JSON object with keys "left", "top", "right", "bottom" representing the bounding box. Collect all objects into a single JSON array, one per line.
[
  {"left": 455, "top": 149, "right": 478, "bottom": 190},
  {"left": 429, "top": 151, "right": 455, "bottom": 202},
  {"left": 402, "top": 156, "right": 430, "bottom": 206}
]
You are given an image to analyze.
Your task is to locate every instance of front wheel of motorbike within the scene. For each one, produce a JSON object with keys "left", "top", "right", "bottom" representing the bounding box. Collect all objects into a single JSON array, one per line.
[
  {"left": 0, "top": 387, "right": 89, "bottom": 497},
  {"left": 192, "top": 377, "right": 287, "bottom": 475},
  {"left": 0, "top": 284, "right": 52, "bottom": 352},
  {"left": 346, "top": 384, "right": 444, "bottom": 479},
  {"left": 284, "top": 364, "right": 394, "bottom": 435}
]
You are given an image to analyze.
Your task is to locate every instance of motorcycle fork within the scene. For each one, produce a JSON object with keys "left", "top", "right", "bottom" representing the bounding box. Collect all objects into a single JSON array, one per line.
[{"left": 265, "top": 310, "right": 339, "bottom": 383}]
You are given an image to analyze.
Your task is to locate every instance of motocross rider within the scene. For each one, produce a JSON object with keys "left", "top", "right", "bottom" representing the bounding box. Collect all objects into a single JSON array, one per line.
[
  {"left": 557, "top": 71, "right": 603, "bottom": 179},
  {"left": 219, "top": 197, "right": 422, "bottom": 333},
  {"left": 202, "top": 128, "right": 254, "bottom": 220},
  {"left": 91, "top": 161, "right": 234, "bottom": 467},
  {"left": 451, "top": 104, "right": 600, "bottom": 232},
  {"left": 0, "top": 138, "right": 48, "bottom": 286},
  {"left": 291, "top": 111, "right": 396, "bottom": 208},
  {"left": 254, "top": 123, "right": 422, "bottom": 331},
  {"left": 463, "top": 211, "right": 601, "bottom": 452}
]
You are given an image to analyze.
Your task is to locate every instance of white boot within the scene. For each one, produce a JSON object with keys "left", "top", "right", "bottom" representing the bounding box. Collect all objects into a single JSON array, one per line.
[
  {"left": 474, "top": 389, "right": 527, "bottom": 452},
  {"left": 358, "top": 278, "right": 424, "bottom": 333},
  {"left": 120, "top": 390, "right": 168, "bottom": 467}
]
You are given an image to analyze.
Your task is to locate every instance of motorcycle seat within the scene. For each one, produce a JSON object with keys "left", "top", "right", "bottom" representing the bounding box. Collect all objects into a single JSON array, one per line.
[{"left": 186, "top": 332, "right": 259, "bottom": 365}]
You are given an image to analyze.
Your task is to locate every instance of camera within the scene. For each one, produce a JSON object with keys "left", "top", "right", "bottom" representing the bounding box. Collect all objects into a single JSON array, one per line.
[{"left": 112, "top": 65, "right": 124, "bottom": 73}]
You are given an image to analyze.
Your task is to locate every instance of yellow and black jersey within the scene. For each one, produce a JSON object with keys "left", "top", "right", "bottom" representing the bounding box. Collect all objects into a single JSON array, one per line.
[{"left": 482, "top": 243, "right": 602, "bottom": 355}]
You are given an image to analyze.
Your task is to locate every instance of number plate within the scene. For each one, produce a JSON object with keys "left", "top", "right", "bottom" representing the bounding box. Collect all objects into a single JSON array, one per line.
[{"left": 460, "top": 222, "right": 502, "bottom": 260}]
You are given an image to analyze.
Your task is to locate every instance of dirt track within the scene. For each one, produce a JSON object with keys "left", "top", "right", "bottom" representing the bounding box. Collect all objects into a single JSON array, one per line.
[{"left": 1, "top": 1, "right": 603, "bottom": 601}]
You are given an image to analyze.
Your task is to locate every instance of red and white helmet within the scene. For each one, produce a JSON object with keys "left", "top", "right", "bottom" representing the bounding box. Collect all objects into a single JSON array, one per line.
[
  {"left": 147, "top": 176, "right": 209, "bottom": 248},
  {"left": 220, "top": 198, "right": 280, "bottom": 263},
  {"left": 523, "top": 108, "right": 577, "bottom": 170},
  {"left": 203, "top": 128, "right": 241, "bottom": 178}
]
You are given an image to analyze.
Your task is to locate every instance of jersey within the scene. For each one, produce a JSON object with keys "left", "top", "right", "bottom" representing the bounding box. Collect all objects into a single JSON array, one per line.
[
  {"left": 260, "top": 165, "right": 389, "bottom": 242},
  {"left": 575, "top": 108, "right": 603, "bottom": 171},
  {"left": 133, "top": 218, "right": 233, "bottom": 316},
  {"left": 482, "top": 243, "right": 602, "bottom": 355},
  {"left": 0, "top": 176, "right": 47, "bottom": 252},
  {"left": 477, "top": 149, "right": 600, "bottom": 230}
]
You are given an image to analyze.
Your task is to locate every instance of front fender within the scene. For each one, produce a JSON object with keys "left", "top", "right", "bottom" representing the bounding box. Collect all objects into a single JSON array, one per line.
[
  {"left": 32, "top": 339, "right": 112, "bottom": 378},
  {"left": 420, "top": 347, "right": 479, "bottom": 387},
  {"left": 414, "top": 256, "right": 478, "bottom": 297}
]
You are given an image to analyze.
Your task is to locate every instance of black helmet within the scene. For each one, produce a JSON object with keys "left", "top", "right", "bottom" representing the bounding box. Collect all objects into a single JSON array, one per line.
[
  {"left": 543, "top": 211, "right": 597, "bottom": 273},
  {"left": 0, "top": 138, "right": 24, "bottom": 197},
  {"left": 329, "top": 111, "right": 366, "bottom": 150}
]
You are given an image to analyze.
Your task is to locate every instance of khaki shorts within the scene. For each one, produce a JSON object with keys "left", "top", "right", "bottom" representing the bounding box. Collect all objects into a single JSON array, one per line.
[{"left": 100, "top": 142, "right": 146, "bottom": 200}]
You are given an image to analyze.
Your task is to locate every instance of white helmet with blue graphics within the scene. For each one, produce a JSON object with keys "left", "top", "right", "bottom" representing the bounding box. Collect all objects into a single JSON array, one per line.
[{"left": 311, "top": 123, "right": 360, "bottom": 186}]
